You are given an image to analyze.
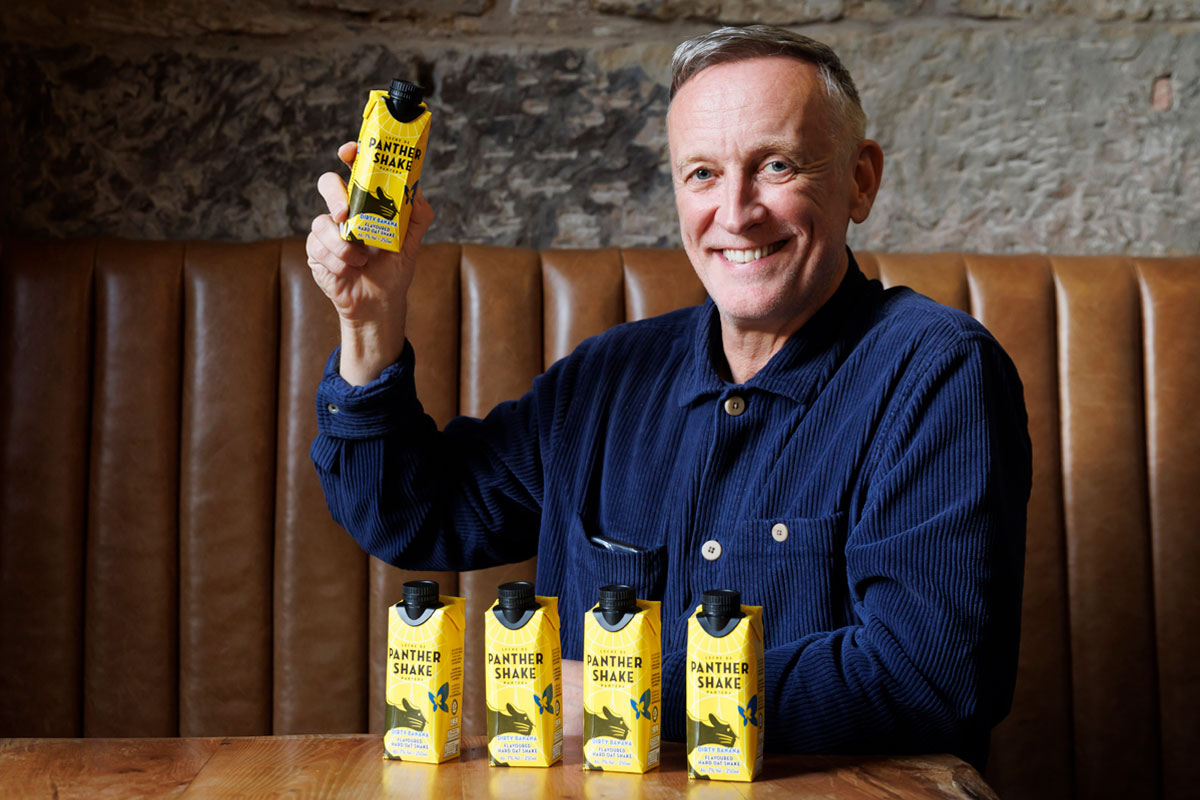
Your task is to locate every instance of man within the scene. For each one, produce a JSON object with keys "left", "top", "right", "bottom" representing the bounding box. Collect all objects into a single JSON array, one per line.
[{"left": 306, "top": 26, "right": 1030, "bottom": 769}]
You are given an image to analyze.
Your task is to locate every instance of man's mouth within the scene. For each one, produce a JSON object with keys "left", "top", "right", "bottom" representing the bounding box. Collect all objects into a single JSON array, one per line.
[{"left": 721, "top": 241, "right": 785, "bottom": 264}]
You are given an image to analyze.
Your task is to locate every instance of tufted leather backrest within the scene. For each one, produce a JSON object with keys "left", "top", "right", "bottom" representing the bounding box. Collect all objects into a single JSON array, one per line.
[{"left": 1, "top": 239, "right": 1197, "bottom": 800}]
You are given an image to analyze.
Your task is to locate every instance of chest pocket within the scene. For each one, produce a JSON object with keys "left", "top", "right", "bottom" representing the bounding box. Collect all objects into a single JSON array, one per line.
[
  {"left": 571, "top": 512, "right": 668, "bottom": 616},
  {"left": 714, "top": 512, "right": 849, "bottom": 642}
]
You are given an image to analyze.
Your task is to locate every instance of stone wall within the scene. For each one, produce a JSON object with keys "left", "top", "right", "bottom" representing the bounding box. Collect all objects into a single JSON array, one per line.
[{"left": 2, "top": 1, "right": 1197, "bottom": 254}]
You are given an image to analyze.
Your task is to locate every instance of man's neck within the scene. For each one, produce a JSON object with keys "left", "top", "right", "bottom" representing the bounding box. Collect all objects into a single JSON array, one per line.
[
  {"left": 718, "top": 321, "right": 802, "bottom": 384},
  {"left": 716, "top": 252, "right": 853, "bottom": 384}
]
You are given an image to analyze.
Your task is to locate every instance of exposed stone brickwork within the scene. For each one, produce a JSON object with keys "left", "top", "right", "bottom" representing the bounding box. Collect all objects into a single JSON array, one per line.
[
  {"left": 1, "top": 2, "right": 1197, "bottom": 255},
  {"left": 848, "top": 24, "right": 1200, "bottom": 254},
  {"left": 590, "top": 0, "right": 846, "bottom": 24},
  {"left": 951, "top": 0, "right": 1200, "bottom": 20}
]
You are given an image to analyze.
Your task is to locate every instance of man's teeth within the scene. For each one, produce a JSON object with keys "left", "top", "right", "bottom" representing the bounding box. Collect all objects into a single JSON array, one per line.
[{"left": 722, "top": 242, "right": 784, "bottom": 263}]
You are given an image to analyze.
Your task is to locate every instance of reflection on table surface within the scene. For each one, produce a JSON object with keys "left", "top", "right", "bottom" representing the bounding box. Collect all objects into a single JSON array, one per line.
[{"left": 0, "top": 734, "right": 997, "bottom": 799}]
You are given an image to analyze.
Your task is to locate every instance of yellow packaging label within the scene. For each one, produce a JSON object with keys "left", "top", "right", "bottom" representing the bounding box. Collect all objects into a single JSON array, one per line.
[
  {"left": 484, "top": 596, "right": 563, "bottom": 767},
  {"left": 384, "top": 595, "right": 465, "bottom": 762},
  {"left": 582, "top": 599, "right": 661, "bottom": 773},
  {"left": 685, "top": 604, "right": 764, "bottom": 781},
  {"left": 340, "top": 89, "right": 431, "bottom": 252}
]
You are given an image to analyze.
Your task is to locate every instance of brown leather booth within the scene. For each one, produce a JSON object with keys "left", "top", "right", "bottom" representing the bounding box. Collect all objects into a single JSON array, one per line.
[{"left": 1, "top": 239, "right": 1197, "bottom": 800}]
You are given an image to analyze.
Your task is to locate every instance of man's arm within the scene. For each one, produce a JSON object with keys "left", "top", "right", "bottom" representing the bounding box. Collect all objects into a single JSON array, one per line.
[
  {"left": 307, "top": 141, "right": 550, "bottom": 568},
  {"left": 307, "top": 141, "right": 433, "bottom": 386},
  {"left": 662, "top": 334, "right": 1030, "bottom": 768},
  {"left": 310, "top": 338, "right": 569, "bottom": 571}
]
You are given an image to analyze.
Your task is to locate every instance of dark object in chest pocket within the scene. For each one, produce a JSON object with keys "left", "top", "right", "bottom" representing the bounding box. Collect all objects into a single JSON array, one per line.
[{"left": 587, "top": 534, "right": 648, "bottom": 555}]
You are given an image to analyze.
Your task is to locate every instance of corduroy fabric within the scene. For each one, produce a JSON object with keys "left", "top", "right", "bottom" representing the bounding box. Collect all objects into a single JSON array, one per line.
[{"left": 312, "top": 254, "right": 1031, "bottom": 768}]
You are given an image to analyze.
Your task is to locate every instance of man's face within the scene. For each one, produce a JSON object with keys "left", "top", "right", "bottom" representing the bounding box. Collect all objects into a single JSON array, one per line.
[{"left": 668, "top": 56, "right": 859, "bottom": 337}]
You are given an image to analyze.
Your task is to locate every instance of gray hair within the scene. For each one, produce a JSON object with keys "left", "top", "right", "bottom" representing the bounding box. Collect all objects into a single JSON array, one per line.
[{"left": 670, "top": 25, "right": 867, "bottom": 153}]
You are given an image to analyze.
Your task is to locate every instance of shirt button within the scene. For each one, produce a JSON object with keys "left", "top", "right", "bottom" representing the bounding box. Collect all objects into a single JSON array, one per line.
[
  {"left": 771, "top": 523, "right": 789, "bottom": 542},
  {"left": 326, "top": 403, "right": 340, "bottom": 415},
  {"left": 723, "top": 396, "right": 746, "bottom": 416},
  {"left": 701, "top": 540, "right": 722, "bottom": 561}
]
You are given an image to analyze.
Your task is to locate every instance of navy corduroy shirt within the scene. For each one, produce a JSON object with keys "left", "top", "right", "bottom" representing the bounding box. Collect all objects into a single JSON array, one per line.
[{"left": 312, "top": 255, "right": 1031, "bottom": 768}]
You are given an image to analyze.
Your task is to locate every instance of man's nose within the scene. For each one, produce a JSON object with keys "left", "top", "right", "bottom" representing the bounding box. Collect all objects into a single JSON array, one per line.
[{"left": 718, "top": 173, "right": 766, "bottom": 233}]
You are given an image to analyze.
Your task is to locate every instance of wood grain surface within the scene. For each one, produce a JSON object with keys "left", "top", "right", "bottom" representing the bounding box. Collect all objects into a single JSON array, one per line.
[{"left": 0, "top": 735, "right": 997, "bottom": 799}]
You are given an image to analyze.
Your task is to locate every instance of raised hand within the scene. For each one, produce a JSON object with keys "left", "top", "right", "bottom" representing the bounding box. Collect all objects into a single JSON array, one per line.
[{"left": 306, "top": 141, "right": 434, "bottom": 385}]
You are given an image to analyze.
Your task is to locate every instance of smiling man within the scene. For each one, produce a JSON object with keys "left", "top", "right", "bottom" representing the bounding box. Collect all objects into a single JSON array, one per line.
[
  {"left": 307, "top": 25, "right": 1031, "bottom": 769},
  {"left": 668, "top": 52, "right": 882, "bottom": 383}
]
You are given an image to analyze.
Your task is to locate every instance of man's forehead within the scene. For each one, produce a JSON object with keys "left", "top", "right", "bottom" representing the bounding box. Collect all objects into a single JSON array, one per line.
[
  {"left": 666, "top": 57, "right": 828, "bottom": 147},
  {"left": 670, "top": 56, "right": 823, "bottom": 109}
]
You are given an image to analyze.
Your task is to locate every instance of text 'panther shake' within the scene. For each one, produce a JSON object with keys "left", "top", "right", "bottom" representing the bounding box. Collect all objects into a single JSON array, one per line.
[
  {"left": 582, "top": 584, "right": 661, "bottom": 773},
  {"left": 340, "top": 79, "right": 431, "bottom": 252},
  {"left": 384, "top": 580, "right": 464, "bottom": 763},
  {"left": 484, "top": 582, "right": 563, "bottom": 767},
  {"left": 686, "top": 589, "right": 764, "bottom": 781}
]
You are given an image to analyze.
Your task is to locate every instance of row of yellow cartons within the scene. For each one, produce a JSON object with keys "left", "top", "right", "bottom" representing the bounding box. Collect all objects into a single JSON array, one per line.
[{"left": 384, "top": 580, "right": 763, "bottom": 781}]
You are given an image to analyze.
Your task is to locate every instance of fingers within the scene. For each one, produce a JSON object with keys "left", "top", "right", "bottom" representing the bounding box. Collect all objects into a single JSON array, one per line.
[
  {"left": 307, "top": 213, "right": 367, "bottom": 273},
  {"left": 317, "top": 171, "right": 350, "bottom": 222},
  {"left": 309, "top": 159, "right": 364, "bottom": 276},
  {"left": 338, "top": 141, "right": 357, "bottom": 167}
]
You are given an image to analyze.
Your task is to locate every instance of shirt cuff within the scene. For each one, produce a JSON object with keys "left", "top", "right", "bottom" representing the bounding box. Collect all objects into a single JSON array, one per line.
[{"left": 315, "top": 340, "right": 421, "bottom": 438}]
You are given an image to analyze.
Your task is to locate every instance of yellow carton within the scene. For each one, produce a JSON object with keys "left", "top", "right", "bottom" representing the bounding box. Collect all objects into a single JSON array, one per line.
[
  {"left": 484, "top": 582, "right": 563, "bottom": 767},
  {"left": 583, "top": 585, "right": 661, "bottom": 773},
  {"left": 686, "top": 589, "right": 764, "bottom": 781},
  {"left": 384, "top": 581, "right": 465, "bottom": 763},
  {"left": 341, "top": 79, "right": 431, "bottom": 252}
]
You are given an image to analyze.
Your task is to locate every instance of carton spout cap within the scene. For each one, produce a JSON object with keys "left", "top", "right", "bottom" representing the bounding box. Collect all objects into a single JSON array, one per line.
[
  {"left": 387, "top": 79, "right": 426, "bottom": 122},
  {"left": 598, "top": 584, "right": 637, "bottom": 625},
  {"left": 701, "top": 588, "right": 742, "bottom": 630},
  {"left": 497, "top": 581, "right": 537, "bottom": 623},
  {"left": 402, "top": 579, "right": 440, "bottom": 612}
]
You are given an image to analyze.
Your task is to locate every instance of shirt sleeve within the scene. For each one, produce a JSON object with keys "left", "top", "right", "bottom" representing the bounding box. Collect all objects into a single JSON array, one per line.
[
  {"left": 310, "top": 340, "right": 563, "bottom": 571},
  {"left": 661, "top": 334, "right": 1030, "bottom": 768}
]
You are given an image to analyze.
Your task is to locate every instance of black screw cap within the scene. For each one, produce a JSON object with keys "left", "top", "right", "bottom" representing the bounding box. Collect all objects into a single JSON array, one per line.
[
  {"left": 387, "top": 79, "right": 426, "bottom": 122},
  {"left": 702, "top": 589, "right": 741, "bottom": 619},
  {"left": 598, "top": 584, "right": 637, "bottom": 613},
  {"left": 497, "top": 581, "right": 536, "bottom": 611},
  {"left": 403, "top": 580, "right": 439, "bottom": 611}
]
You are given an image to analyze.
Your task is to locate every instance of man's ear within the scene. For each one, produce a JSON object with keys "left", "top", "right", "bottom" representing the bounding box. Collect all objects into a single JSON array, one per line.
[{"left": 848, "top": 139, "right": 884, "bottom": 224}]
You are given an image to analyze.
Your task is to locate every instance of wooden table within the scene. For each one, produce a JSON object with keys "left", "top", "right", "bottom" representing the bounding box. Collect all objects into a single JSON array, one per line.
[{"left": 0, "top": 734, "right": 998, "bottom": 799}]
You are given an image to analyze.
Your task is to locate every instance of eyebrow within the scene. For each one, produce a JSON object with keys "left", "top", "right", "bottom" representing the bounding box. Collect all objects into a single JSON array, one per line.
[
  {"left": 673, "top": 154, "right": 707, "bottom": 173},
  {"left": 673, "top": 137, "right": 818, "bottom": 173},
  {"left": 752, "top": 137, "right": 816, "bottom": 163}
]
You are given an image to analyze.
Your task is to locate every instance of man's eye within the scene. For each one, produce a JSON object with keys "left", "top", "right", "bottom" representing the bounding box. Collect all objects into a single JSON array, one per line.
[
  {"left": 691, "top": 168, "right": 713, "bottom": 181},
  {"left": 766, "top": 160, "right": 790, "bottom": 173}
]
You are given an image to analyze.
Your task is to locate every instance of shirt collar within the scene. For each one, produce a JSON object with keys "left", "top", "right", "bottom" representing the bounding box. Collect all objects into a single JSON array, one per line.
[{"left": 675, "top": 249, "right": 871, "bottom": 407}]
